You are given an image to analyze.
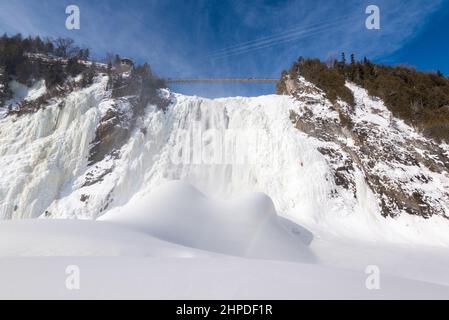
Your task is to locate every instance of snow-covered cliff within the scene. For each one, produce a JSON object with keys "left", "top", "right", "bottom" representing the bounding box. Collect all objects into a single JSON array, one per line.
[{"left": 1, "top": 74, "right": 449, "bottom": 246}]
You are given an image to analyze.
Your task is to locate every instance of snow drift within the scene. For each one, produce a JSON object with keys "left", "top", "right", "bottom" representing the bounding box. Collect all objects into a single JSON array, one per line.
[{"left": 100, "top": 181, "right": 315, "bottom": 262}]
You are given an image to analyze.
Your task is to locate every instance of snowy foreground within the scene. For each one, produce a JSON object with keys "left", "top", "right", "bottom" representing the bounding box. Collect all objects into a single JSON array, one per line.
[
  {"left": 1, "top": 76, "right": 449, "bottom": 299},
  {"left": 1, "top": 181, "right": 449, "bottom": 299}
]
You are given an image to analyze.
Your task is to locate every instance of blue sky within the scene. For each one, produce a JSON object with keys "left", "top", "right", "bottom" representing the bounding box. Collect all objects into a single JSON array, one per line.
[{"left": 0, "top": 0, "right": 448, "bottom": 97}]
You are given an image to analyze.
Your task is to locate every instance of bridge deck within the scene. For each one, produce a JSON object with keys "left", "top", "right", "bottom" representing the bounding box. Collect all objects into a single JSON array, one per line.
[{"left": 166, "top": 78, "right": 278, "bottom": 84}]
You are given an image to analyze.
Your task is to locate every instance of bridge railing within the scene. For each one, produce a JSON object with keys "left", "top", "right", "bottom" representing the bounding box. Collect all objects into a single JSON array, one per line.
[{"left": 165, "top": 78, "right": 278, "bottom": 84}]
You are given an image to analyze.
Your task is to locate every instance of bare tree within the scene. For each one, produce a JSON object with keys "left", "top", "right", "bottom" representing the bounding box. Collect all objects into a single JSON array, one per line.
[{"left": 54, "top": 38, "right": 77, "bottom": 58}]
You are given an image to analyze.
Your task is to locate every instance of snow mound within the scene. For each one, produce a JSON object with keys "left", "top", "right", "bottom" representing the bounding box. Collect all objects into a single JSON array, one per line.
[{"left": 100, "top": 181, "right": 315, "bottom": 262}]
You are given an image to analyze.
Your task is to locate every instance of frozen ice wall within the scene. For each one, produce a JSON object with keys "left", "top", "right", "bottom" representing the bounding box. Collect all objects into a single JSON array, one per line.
[{"left": 1, "top": 76, "right": 449, "bottom": 245}]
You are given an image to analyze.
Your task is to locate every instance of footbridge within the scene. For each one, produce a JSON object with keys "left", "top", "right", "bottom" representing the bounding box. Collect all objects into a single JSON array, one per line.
[{"left": 165, "top": 78, "right": 278, "bottom": 84}]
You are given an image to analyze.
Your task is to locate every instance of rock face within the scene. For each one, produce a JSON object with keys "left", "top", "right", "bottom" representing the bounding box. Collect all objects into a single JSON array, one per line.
[
  {"left": 87, "top": 99, "right": 134, "bottom": 166},
  {"left": 283, "top": 76, "right": 449, "bottom": 219}
]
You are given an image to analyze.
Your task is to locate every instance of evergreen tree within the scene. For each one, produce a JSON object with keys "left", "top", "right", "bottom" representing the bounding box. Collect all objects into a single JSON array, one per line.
[
  {"left": 341, "top": 52, "right": 346, "bottom": 65},
  {"left": 0, "top": 65, "right": 10, "bottom": 106},
  {"left": 0, "top": 37, "right": 25, "bottom": 75},
  {"left": 350, "top": 54, "right": 356, "bottom": 65},
  {"left": 349, "top": 54, "right": 357, "bottom": 81},
  {"left": 79, "top": 48, "right": 90, "bottom": 60}
]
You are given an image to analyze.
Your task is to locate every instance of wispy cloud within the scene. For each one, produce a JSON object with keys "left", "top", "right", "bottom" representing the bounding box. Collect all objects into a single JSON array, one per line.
[
  {"left": 0, "top": 1, "right": 46, "bottom": 36},
  {"left": 0, "top": 0, "right": 444, "bottom": 96},
  {"left": 207, "top": 15, "right": 358, "bottom": 60},
  {"left": 209, "top": 0, "right": 444, "bottom": 62}
]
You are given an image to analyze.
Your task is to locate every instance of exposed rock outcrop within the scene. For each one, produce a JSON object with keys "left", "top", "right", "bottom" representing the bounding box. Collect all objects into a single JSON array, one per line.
[{"left": 284, "top": 76, "right": 449, "bottom": 219}]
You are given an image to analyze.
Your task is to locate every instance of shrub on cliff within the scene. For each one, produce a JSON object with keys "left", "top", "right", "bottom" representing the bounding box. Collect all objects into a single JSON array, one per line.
[{"left": 281, "top": 57, "right": 355, "bottom": 106}]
